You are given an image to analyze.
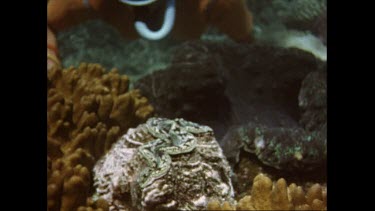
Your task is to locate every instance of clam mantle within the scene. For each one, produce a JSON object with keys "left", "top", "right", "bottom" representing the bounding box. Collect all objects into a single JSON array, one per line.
[{"left": 93, "top": 117, "right": 234, "bottom": 210}]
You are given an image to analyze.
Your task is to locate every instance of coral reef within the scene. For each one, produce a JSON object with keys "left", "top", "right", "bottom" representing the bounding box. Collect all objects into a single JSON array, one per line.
[
  {"left": 47, "top": 63, "right": 153, "bottom": 159},
  {"left": 135, "top": 40, "right": 326, "bottom": 173},
  {"left": 228, "top": 122, "right": 326, "bottom": 171},
  {"left": 47, "top": 148, "right": 95, "bottom": 211},
  {"left": 92, "top": 117, "right": 234, "bottom": 210},
  {"left": 47, "top": 63, "right": 153, "bottom": 211},
  {"left": 135, "top": 40, "right": 325, "bottom": 141},
  {"left": 223, "top": 67, "right": 327, "bottom": 171},
  {"left": 46, "top": 36, "right": 327, "bottom": 210},
  {"left": 134, "top": 47, "right": 232, "bottom": 138},
  {"left": 207, "top": 173, "right": 327, "bottom": 210},
  {"left": 232, "top": 151, "right": 327, "bottom": 198}
]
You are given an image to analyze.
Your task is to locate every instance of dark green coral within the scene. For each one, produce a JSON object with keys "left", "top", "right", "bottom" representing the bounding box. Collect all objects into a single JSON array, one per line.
[{"left": 236, "top": 70, "right": 326, "bottom": 171}]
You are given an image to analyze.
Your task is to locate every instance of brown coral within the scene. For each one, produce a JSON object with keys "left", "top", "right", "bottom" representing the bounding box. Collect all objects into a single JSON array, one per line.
[
  {"left": 47, "top": 148, "right": 95, "bottom": 211},
  {"left": 47, "top": 63, "right": 153, "bottom": 211},
  {"left": 208, "top": 173, "right": 327, "bottom": 210},
  {"left": 207, "top": 199, "right": 236, "bottom": 210},
  {"left": 47, "top": 63, "right": 153, "bottom": 159},
  {"left": 77, "top": 198, "right": 110, "bottom": 211}
]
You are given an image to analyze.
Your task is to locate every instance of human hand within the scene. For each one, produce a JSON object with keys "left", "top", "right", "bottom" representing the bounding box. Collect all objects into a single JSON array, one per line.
[{"left": 47, "top": 26, "right": 61, "bottom": 70}]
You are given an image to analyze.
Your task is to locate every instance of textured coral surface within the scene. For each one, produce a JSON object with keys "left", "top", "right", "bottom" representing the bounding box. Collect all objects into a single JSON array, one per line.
[
  {"left": 47, "top": 63, "right": 153, "bottom": 211},
  {"left": 207, "top": 173, "right": 326, "bottom": 210},
  {"left": 47, "top": 63, "right": 153, "bottom": 159},
  {"left": 135, "top": 40, "right": 326, "bottom": 172},
  {"left": 135, "top": 41, "right": 325, "bottom": 140},
  {"left": 228, "top": 120, "right": 326, "bottom": 171},
  {"left": 93, "top": 118, "right": 234, "bottom": 211},
  {"left": 47, "top": 35, "right": 326, "bottom": 211},
  {"left": 133, "top": 40, "right": 326, "bottom": 209}
]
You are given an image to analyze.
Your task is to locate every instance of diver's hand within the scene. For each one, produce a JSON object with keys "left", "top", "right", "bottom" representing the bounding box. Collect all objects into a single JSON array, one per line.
[
  {"left": 47, "top": 26, "right": 61, "bottom": 71},
  {"left": 205, "top": 0, "right": 254, "bottom": 43},
  {"left": 48, "top": 0, "right": 94, "bottom": 30},
  {"left": 48, "top": 0, "right": 75, "bottom": 27}
]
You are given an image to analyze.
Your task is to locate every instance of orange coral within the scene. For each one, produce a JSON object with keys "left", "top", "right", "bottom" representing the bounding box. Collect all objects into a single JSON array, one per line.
[
  {"left": 207, "top": 173, "right": 327, "bottom": 210},
  {"left": 47, "top": 63, "right": 153, "bottom": 211}
]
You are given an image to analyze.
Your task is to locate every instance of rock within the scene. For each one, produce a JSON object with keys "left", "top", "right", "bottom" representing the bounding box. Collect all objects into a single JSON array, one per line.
[
  {"left": 135, "top": 41, "right": 324, "bottom": 140},
  {"left": 299, "top": 69, "right": 327, "bottom": 133},
  {"left": 223, "top": 67, "right": 326, "bottom": 171},
  {"left": 232, "top": 122, "right": 325, "bottom": 171},
  {"left": 134, "top": 45, "right": 232, "bottom": 139},
  {"left": 92, "top": 117, "right": 234, "bottom": 210}
]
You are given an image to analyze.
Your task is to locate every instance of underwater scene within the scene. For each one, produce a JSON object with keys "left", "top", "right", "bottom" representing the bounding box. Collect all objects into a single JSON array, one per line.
[{"left": 47, "top": 0, "right": 327, "bottom": 210}]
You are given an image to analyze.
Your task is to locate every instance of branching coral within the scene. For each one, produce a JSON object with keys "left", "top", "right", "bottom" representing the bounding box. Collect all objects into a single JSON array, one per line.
[
  {"left": 47, "top": 148, "right": 95, "bottom": 211},
  {"left": 47, "top": 63, "right": 153, "bottom": 211},
  {"left": 207, "top": 173, "right": 327, "bottom": 210},
  {"left": 47, "top": 63, "right": 153, "bottom": 159}
]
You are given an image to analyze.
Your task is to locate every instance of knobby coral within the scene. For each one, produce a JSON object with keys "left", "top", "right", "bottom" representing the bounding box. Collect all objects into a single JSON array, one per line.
[
  {"left": 47, "top": 63, "right": 153, "bottom": 159},
  {"left": 48, "top": 148, "right": 96, "bottom": 211},
  {"left": 92, "top": 117, "right": 234, "bottom": 210},
  {"left": 207, "top": 173, "right": 327, "bottom": 210},
  {"left": 47, "top": 63, "right": 153, "bottom": 211},
  {"left": 77, "top": 198, "right": 111, "bottom": 211}
]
